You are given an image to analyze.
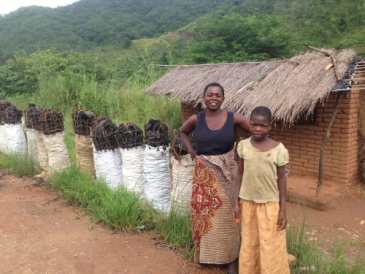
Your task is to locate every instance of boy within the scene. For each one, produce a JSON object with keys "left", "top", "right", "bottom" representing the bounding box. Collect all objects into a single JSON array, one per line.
[{"left": 236, "top": 106, "right": 290, "bottom": 274}]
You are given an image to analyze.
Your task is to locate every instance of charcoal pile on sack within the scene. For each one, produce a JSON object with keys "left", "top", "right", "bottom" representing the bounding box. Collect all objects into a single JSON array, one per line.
[
  {"left": 170, "top": 133, "right": 194, "bottom": 214},
  {"left": 41, "top": 110, "right": 70, "bottom": 174},
  {"left": 1, "top": 104, "right": 27, "bottom": 156},
  {"left": 73, "top": 110, "right": 96, "bottom": 175},
  {"left": 117, "top": 123, "right": 144, "bottom": 148},
  {"left": 118, "top": 123, "right": 144, "bottom": 195},
  {"left": 92, "top": 118, "right": 123, "bottom": 189},
  {"left": 143, "top": 119, "right": 171, "bottom": 213},
  {"left": 73, "top": 110, "right": 95, "bottom": 136},
  {"left": 4, "top": 105, "right": 22, "bottom": 124},
  {"left": 42, "top": 110, "right": 64, "bottom": 135},
  {"left": 0, "top": 101, "right": 12, "bottom": 124},
  {"left": 144, "top": 119, "right": 169, "bottom": 147},
  {"left": 25, "top": 104, "right": 41, "bottom": 129},
  {"left": 24, "top": 104, "right": 42, "bottom": 167}
]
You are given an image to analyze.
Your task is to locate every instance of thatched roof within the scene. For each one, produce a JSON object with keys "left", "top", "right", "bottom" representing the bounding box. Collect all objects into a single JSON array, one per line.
[{"left": 146, "top": 49, "right": 356, "bottom": 124}]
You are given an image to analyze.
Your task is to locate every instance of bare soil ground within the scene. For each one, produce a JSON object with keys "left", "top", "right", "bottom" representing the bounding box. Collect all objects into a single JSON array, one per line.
[
  {"left": 0, "top": 172, "right": 222, "bottom": 274},
  {"left": 0, "top": 171, "right": 364, "bottom": 274},
  {"left": 287, "top": 175, "right": 365, "bottom": 262}
]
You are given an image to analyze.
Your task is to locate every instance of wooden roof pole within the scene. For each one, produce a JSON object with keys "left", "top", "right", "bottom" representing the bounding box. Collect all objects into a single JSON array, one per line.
[{"left": 306, "top": 46, "right": 344, "bottom": 194}]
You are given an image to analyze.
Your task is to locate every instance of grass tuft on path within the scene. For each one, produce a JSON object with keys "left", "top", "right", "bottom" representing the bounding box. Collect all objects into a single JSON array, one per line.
[{"left": 0, "top": 153, "right": 38, "bottom": 177}]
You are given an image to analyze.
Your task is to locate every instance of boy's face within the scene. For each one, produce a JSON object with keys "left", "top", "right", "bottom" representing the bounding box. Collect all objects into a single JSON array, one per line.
[{"left": 249, "top": 115, "right": 271, "bottom": 141}]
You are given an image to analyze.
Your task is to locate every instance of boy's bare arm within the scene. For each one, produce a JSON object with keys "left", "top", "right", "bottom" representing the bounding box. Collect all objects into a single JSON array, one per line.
[{"left": 277, "top": 165, "right": 287, "bottom": 230}]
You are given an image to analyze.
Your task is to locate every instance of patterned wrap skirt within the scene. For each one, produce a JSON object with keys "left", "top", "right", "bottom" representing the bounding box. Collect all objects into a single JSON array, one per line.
[{"left": 192, "top": 149, "right": 240, "bottom": 264}]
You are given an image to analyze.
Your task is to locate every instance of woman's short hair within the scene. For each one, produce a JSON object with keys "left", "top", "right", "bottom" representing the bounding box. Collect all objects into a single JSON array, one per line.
[{"left": 203, "top": 82, "right": 225, "bottom": 96}]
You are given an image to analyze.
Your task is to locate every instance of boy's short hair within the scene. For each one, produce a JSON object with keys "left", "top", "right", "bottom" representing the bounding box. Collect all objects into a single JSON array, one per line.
[
  {"left": 203, "top": 82, "right": 225, "bottom": 96},
  {"left": 251, "top": 106, "right": 272, "bottom": 123}
]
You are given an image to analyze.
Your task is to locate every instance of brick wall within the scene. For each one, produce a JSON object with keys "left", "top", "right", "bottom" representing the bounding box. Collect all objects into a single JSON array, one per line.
[
  {"left": 271, "top": 89, "right": 361, "bottom": 184},
  {"left": 360, "top": 90, "right": 365, "bottom": 182}
]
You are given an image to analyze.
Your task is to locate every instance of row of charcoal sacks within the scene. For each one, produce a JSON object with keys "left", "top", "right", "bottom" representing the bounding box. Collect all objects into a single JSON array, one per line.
[
  {"left": 73, "top": 111, "right": 194, "bottom": 214},
  {"left": 0, "top": 102, "right": 70, "bottom": 176}
]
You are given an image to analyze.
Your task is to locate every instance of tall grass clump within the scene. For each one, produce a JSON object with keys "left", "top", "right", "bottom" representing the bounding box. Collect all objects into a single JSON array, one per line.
[
  {"left": 287, "top": 225, "right": 365, "bottom": 274},
  {"left": 155, "top": 211, "right": 194, "bottom": 258},
  {"left": 49, "top": 166, "right": 156, "bottom": 231},
  {"left": 0, "top": 153, "right": 38, "bottom": 177},
  {"left": 32, "top": 67, "right": 181, "bottom": 130}
]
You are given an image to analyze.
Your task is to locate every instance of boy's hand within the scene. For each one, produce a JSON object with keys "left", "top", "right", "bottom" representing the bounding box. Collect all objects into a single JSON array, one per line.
[{"left": 277, "top": 208, "right": 287, "bottom": 231}]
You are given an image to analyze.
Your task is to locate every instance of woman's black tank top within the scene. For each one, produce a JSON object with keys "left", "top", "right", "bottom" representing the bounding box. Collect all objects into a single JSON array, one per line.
[{"left": 193, "top": 111, "right": 235, "bottom": 155}]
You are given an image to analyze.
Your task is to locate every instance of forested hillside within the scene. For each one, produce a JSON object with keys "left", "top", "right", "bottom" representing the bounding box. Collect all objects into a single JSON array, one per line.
[
  {"left": 0, "top": 0, "right": 364, "bottom": 101},
  {"left": 0, "top": 0, "right": 226, "bottom": 59}
]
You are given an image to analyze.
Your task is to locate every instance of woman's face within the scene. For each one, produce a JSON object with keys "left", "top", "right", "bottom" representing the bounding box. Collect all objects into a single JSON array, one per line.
[{"left": 203, "top": 86, "right": 224, "bottom": 111}]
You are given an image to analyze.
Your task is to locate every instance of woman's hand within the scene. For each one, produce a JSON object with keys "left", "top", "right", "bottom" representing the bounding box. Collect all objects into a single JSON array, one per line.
[{"left": 188, "top": 149, "right": 197, "bottom": 160}]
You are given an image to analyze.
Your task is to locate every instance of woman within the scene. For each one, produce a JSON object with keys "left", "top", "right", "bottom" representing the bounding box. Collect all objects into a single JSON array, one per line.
[{"left": 180, "top": 82, "right": 250, "bottom": 274}]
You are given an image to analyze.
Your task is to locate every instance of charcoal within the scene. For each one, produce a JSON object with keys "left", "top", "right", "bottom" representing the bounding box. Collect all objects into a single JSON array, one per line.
[
  {"left": 73, "top": 110, "right": 95, "bottom": 136},
  {"left": 91, "top": 118, "right": 119, "bottom": 151},
  {"left": 25, "top": 104, "right": 41, "bottom": 129},
  {"left": 0, "top": 101, "right": 12, "bottom": 124},
  {"left": 41, "top": 110, "right": 64, "bottom": 135},
  {"left": 4, "top": 105, "right": 22, "bottom": 124},
  {"left": 144, "top": 119, "right": 169, "bottom": 147},
  {"left": 117, "top": 123, "right": 144, "bottom": 149}
]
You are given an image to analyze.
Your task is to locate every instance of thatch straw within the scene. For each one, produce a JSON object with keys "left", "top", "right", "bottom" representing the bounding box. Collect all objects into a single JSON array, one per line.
[{"left": 146, "top": 49, "right": 356, "bottom": 124}]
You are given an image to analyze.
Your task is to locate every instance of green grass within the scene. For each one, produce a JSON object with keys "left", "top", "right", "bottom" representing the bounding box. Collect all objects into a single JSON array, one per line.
[
  {"left": 1, "top": 151, "right": 364, "bottom": 270},
  {"left": 155, "top": 211, "right": 194, "bottom": 258},
  {"left": 0, "top": 153, "right": 38, "bottom": 177},
  {"left": 49, "top": 166, "right": 157, "bottom": 231},
  {"left": 287, "top": 225, "right": 365, "bottom": 274},
  {"left": 49, "top": 166, "right": 195, "bottom": 256},
  {"left": 12, "top": 70, "right": 182, "bottom": 131}
]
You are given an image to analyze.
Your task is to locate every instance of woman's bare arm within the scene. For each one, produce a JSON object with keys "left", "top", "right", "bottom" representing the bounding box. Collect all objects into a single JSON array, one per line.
[
  {"left": 233, "top": 113, "right": 250, "bottom": 132},
  {"left": 179, "top": 115, "right": 198, "bottom": 159}
]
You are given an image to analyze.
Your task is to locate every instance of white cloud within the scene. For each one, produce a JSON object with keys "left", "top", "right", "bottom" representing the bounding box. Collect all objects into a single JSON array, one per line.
[{"left": 0, "top": 0, "right": 79, "bottom": 15}]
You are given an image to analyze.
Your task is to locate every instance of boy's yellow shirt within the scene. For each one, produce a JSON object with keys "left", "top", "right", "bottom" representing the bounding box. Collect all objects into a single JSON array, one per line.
[{"left": 237, "top": 138, "right": 289, "bottom": 203}]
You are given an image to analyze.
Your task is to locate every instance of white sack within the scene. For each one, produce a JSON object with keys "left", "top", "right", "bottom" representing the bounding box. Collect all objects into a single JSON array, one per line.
[
  {"left": 2, "top": 124, "right": 27, "bottom": 156},
  {"left": 171, "top": 155, "right": 194, "bottom": 214},
  {"left": 36, "top": 131, "right": 49, "bottom": 172},
  {"left": 93, "top": 147, "right": 123, "bottom": 189},
  {"left": 143, "top": 145, "right": 171, "bottom": 213},
  {"left": 25, "top": 128, "right": 39, "bottom": 167},
  {"left": 43, "top": 132, "right": 70, "bottom": 174},
  {"left": 0, "top": 124, "right": 6, "bottom": 153},
  {"left": 120, "top": 146, "right": 144, "bottom": 195}
]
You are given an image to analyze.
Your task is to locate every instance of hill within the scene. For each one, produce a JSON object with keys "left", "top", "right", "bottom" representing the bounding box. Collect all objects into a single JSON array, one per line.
[{"left": 0, "top": 0, "right": 226, "bottom": 60}]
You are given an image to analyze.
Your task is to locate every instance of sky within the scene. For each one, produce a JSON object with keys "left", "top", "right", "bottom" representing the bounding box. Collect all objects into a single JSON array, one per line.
[{"left": 0, "top": 0, "right": 79, "bottom": 15}]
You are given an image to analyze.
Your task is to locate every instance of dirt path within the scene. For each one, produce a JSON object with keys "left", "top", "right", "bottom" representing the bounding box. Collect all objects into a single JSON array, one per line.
[
  {"left": 0, "top": 172, "right": 222, "bottom": 274},
  {"left": 287, "top": 186, "right": 365, "bottom": 262},
  {"left": 1, "top": 171, "right": 364, "bottom": 273}
]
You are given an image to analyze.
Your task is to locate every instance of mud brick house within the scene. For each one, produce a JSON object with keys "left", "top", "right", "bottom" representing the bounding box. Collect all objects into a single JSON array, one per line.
[{"left": 146, "top": 49, "right": 365, "bottom": 187}]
